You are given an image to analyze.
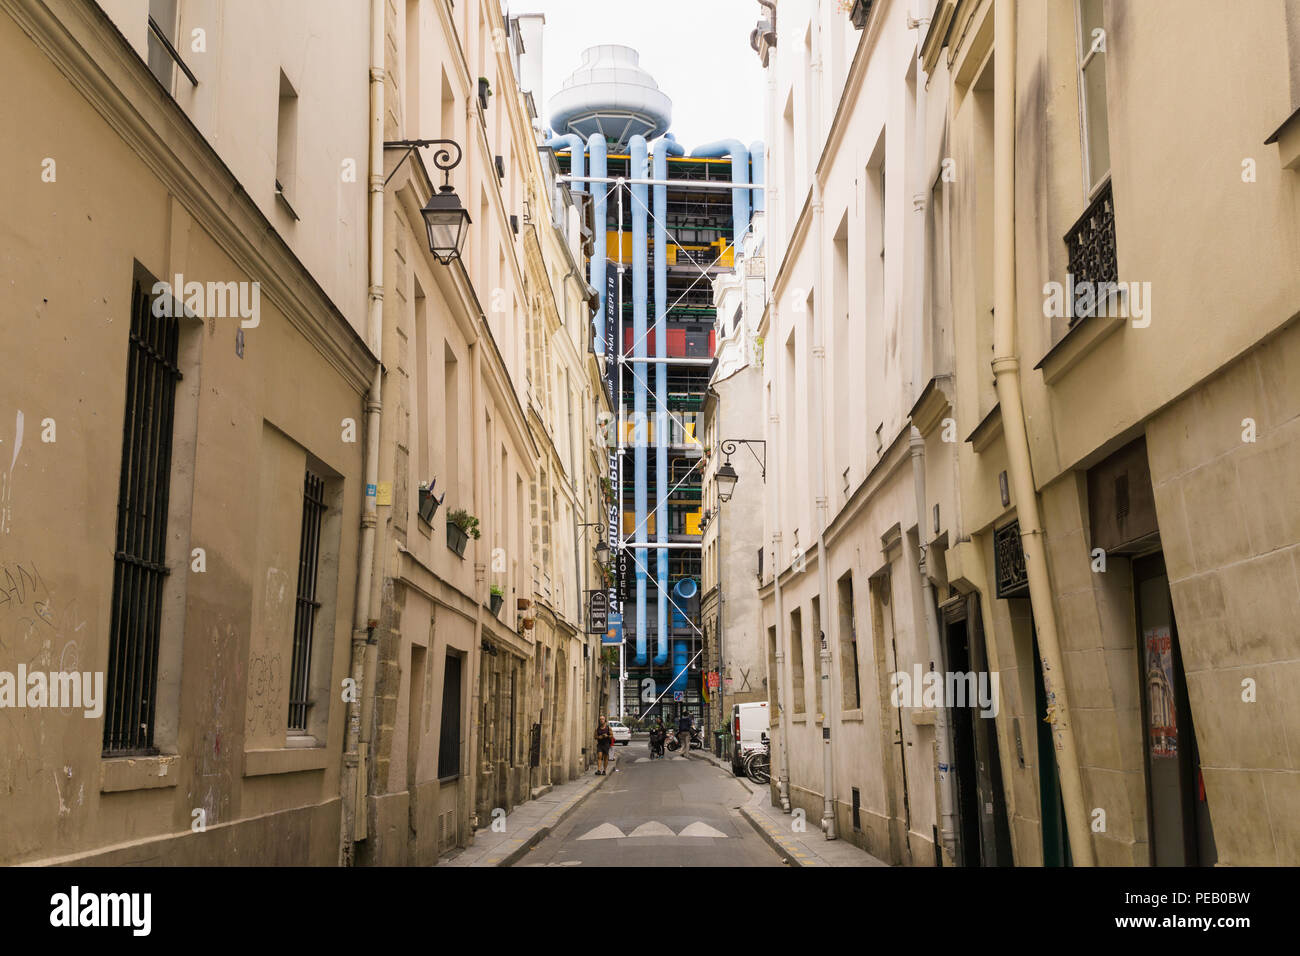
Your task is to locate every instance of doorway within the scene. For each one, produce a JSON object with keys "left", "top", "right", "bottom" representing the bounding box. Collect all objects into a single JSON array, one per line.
[
  {"left": 942, "top": 593, "right": 1013, "bottom": 866},
  {"left": 1134, "top": 553, "right": 1216, "bottom": 866}
]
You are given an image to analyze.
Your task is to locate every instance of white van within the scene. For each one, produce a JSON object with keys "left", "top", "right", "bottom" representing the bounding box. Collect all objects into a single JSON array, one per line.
[{"left": 731, "top": 702, "right": 770, "bottom": 775}]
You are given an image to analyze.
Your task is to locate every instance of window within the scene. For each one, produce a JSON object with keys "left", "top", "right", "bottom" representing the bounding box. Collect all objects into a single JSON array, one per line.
[
  {"left": 287, "top": 470, "right": 327, "bottom": 732},
  {"left": 104, "top": 277, "right": 182, "bottom": 754},
  {"left": 437, "top": 652, "right": 463, "bottom": 779},
  {"left": 1075, "top": 0, "right": 1111, "bottom": 195},
  {"left": 404, "top": 0, "right": 421, "bottom": 133},
  {"left": 146, "top": 0, "right": 196, "bottom": 90},
  {"left": 444, "top": 343, "right": 459, "bottom": 505},
  {"left": 276, "top": 70, "right": 300, "bottom": 215},
  {"left": 811, "top": 596, "right": 823, "bottom": 718},
  {"left": 838, "top": 571, "right": 861, "bottom": 710},
  {"left": 790, "top": 607, "right": 805, "bottom": 714}
]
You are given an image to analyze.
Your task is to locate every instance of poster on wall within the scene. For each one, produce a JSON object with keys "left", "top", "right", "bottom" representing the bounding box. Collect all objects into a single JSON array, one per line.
[{"left": 1144, "top": 626, "right": 1178, "bottom": 758}]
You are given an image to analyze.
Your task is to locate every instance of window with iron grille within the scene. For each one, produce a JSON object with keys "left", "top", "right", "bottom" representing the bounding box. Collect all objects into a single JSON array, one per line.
[
  {"left": 288, "top": 470, "right": 327, "bottom": 732},
  {"left": 103, "top": 278, "right": 182, "bottom": 754}
]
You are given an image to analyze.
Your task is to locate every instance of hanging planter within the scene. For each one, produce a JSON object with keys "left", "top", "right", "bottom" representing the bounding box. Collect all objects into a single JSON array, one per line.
[
  {"left": 490, "top": 585, "right": 504, "bottom": 616},
  {"left": 520, "top": 616, "right": 535, "bottom": 631},
  {"left": 477, "top": 76, "right": 492, "bottom": 111},
  {"left": 446, "top": 508, "right": 480, "bottom": 558}
]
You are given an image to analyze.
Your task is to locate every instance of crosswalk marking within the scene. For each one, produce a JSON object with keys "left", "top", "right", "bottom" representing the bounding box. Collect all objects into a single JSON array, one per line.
[
  {"left": 575, "top": 820, "right": 729, "bottom": 840},
  {"left": 628, "top": 821, "right": 675, "bottom": 837},
  {"left": 577, "top": 823, "right": 626, "bottom": 840},
  {"left": 678, "top": 821, "right": 728, "bottom": 838}
]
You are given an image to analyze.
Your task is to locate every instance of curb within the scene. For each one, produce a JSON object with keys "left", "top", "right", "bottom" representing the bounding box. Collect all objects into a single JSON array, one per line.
[
  {"left": 496, "top": 755, "right": 618, "bottom": 867},
  {"left": 738, "top": 796, "right": 822, "bottom": 868}
]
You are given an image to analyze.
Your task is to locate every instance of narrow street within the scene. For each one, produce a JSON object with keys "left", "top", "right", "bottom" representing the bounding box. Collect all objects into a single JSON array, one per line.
[{"left": 516, "top": 738, "right": 784, "bottom": 868}]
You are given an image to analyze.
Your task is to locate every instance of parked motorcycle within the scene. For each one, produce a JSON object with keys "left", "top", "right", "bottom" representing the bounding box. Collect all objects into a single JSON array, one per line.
[{"left": 664, "top": 729, "right": 681, "bottom": 753}]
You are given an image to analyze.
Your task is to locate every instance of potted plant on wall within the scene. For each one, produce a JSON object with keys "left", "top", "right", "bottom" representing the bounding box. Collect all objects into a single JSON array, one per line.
[
  {"left": 489, "top": 584, "right": 504, "bottom": 616},
  {"left": 477, "top": 76, "right": 492, "bottom": 110},
  {"left": 446, "top": 508, "right": 480, "bottom": 558}
]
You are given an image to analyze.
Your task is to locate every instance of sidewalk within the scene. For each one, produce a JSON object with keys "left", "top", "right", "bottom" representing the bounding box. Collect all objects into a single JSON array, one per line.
[
  {"left": 686, "top": 748, "right": 889, "bottom": 867},
  {"left": 437, "top": 754, "right": 619, "bottom": 867}
]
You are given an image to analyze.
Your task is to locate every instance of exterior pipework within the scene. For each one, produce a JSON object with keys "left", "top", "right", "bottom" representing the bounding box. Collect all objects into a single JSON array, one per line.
[
  {"left": 630, "top": 135, "right": 650, "bottom": 666},
  {"left": 546, "top": 134, "right": 586, "bottom": 193},
  {"left": 589, "top": 134, "right": 607, "bottom": 353},
  {"left": 689, "top": 139, "right": 751, "bottom": 255},
  {"left": 749, "top": 141, "right": 766, "bottom": 214},
  {"left": 653, "top": 133, "right": 683, "bottom": 665}
]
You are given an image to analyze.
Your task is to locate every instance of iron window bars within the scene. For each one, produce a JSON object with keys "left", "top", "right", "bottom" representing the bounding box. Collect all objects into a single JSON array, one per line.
[
  {"left": 103, "top": 279, "right": 182, "bottom": 754},
  {"left": 288, "top": 470, "right": 327, "bottom": 732}
]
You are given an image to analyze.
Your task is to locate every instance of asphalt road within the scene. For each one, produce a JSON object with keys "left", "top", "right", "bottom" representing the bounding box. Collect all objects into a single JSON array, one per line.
[{"left": 515, "top": 737, "right": 786, "bottom": 867}]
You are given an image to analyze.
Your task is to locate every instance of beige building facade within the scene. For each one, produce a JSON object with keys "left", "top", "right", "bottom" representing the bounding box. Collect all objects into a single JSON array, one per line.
[
  {"left": 0, "top": 0, "right": 371, "bottom": 864},
  {"left": 751, "top": 0, "right": 1300, "bottom": 867},
  {"left": 1, "top": 0, "right": 607, "bottom": 867}
]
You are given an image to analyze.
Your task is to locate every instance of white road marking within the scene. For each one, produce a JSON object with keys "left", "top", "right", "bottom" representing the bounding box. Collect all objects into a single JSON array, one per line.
[{"left": 577, "top": 823, "right": 626, "bottom": 840}]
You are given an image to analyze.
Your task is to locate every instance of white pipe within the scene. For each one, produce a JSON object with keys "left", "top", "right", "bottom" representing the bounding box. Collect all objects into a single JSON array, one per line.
[
  {"left": 805, "top": 3, "right": 837, "bottom": 841},
  {"left": 906, "top": 4, "right": 958, "bottom": 866},
  {"left": 342, "top": 0, "right": 386, "bottom": 865},
  {"left": 991, "top": 0, "right": 1095, "bottom": 866}
]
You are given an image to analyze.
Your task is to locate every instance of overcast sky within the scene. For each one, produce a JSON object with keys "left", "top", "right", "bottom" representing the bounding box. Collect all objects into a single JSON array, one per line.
[{"left": 514, "top": 0, "right": 766, "bottom": 151}]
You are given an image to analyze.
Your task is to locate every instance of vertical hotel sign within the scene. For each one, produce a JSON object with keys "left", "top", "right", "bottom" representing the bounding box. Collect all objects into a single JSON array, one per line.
[{"left": 605, "top": 269, "right": 621, "bottom": 625}]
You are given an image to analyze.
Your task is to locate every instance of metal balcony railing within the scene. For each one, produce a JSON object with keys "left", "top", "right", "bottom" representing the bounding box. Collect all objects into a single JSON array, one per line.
[{"left": 1064, "top": 180, "right": 1117, "bottom": 327}]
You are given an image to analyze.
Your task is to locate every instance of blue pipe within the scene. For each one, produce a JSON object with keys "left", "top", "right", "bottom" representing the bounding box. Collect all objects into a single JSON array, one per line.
[
  {"left": 545, "top": 134, "right": 585, "bottom": 192},
  {"left": 689, "top": 139, "right": 751, "bottom": 255},
  {"left": 589, "top": 134, "right": 607, "bottom": 354},
  {"left": 652, "top": 134, "right": 683, "bottom": 665},
  {"left": 631, "top": 135, "right": 649, "bottom": 666},
  {"left": 749, "top": 140, "right": 766, "bottom": 215}
]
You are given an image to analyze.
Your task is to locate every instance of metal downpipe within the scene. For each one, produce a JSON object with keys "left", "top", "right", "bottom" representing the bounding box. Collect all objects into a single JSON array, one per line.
[{"left": 992, "top": 0, "right": 1095, "bottom": 866}]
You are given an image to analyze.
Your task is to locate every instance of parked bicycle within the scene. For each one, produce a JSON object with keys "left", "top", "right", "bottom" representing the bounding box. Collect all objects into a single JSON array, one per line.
[{"left": 743, "top": 732, "right": 771, "bottom": 784}]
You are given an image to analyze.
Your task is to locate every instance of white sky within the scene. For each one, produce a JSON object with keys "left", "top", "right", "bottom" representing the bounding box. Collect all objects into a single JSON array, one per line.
[{"left": 513, "top": 0, "right": 766, "bottom": 152}]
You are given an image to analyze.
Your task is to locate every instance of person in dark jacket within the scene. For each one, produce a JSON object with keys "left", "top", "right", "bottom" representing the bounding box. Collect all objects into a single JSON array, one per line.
[
  {"left": 595, "top": 716, "right": 614, "bottom": 774},
  {"left": 676, "top": 713, "right": 694, "bottom": 754}
]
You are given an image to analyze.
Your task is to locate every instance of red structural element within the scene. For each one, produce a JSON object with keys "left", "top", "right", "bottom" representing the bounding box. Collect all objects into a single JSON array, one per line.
[{"left": 622, "top": 328, "right": 717, "bottom": 358}]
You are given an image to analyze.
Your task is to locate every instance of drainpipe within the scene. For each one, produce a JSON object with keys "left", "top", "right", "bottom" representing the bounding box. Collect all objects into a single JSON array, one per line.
[
  {"left": 341, "top": 0, "right": 385, "bottom": 866},
  {"left": 630, "top": 135, "right": 650, "bottom": 667},
  {"left": 653, "top": 135, "right": 684, "bottom": 667},
  {"left": 589, "top": 134, "right": 608, "bottom": 354},
  {"left": 806, "top": 5, "right": 836, "bottom": 841},
  {"left": 689, "top": 140, "right": 751, "bottom": 258},
  {"left": 991, "top": 0, "right": 1095, "bottom": 866},
  {"left": 905, "top": 4, "right": 958, "bottom": 866}
]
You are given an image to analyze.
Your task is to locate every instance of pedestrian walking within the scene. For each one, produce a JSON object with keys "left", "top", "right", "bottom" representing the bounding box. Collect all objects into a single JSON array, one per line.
[
  {"left": 676, "top": 712, "right": 693, "bottom": 756},
  {"left": 595, "top": 715, "right": 614, "bottom": 775}
]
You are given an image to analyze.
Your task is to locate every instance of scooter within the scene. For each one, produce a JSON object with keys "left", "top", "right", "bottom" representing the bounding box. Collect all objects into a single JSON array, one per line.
[{"left": 664, "top": 729, "right": 681, "bottom": 753}]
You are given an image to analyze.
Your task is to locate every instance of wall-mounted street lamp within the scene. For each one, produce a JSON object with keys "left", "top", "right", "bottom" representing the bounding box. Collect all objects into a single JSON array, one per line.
[
  {"left": 715, "top": 438, "right": 767, "bottom": 502},
  {"left": 579, "top": 521, "right": 609, "bottom": 562},
  {"left": 384, "top": 139, "right": 472, "bottom": 264}
]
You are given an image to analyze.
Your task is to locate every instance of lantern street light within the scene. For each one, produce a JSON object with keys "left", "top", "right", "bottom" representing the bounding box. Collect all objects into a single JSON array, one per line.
[{"left": 384, "top": 139, "right": 471, "bottom": 264}]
